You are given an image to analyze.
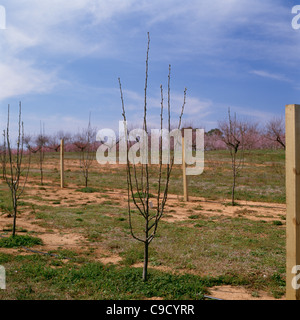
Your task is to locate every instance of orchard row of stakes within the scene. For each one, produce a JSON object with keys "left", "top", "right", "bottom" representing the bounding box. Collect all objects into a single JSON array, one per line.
[{"left": 95, "top": 122, "right": 204, "bottom": 176}]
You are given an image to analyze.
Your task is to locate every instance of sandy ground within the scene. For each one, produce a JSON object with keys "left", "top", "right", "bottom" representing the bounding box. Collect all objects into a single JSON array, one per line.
[
  {"left": 0, "top": 174, "right": 286, "bottom": 300},
  {"left": 208, "top": 285, "right": 285, "bottom": 300}
]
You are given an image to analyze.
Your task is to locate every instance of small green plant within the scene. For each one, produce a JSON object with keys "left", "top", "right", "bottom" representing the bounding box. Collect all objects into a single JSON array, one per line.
[
  {"left": 76, "top": 187, "right": 99, "bottom": 193},
  {"left": 0, "top": 203, "right": 13, "bottom": 216},
  {"left": 273, "top": 220, "right": 283, "bottom": 226},
  {"left": 188, "top": 215, "right": 201, "bottom": 220},
  {"left": 2, "top": 225, "right": 27, "bottom": 233},
  {"left": 194, "top": 224, "right": 203, "bottom": 228},
  {"left": 101, "top": 200, "right": 114, "bottom": 206},
  {"left": 251, "top": 291, "right": 260, "bottom": 298},
  {"left": 223, "top": 201, "right": 241, "bottom": 207},
  {"left": 193, "top": 205, "right": 203, "bottom": 211},
  {"left": 0, "top": 235, "right": 43, "bottom": 248}
]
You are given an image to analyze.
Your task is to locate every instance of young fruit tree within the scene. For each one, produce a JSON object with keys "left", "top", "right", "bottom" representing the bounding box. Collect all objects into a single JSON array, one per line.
[
  {"left": 119, "top": 33, "right": 186, "bottom": 281},
  {"left": 24, "top": 124, "right": 48, "bottom": 186},
  {"left": 73, "top": 114, "right": 95, "bottom": 188},
  {"left": 219, "top": 108, "right": 246, "bottom": 206},
  {"left": 1, "top": 103, "right": 31, "bottom": 237}
]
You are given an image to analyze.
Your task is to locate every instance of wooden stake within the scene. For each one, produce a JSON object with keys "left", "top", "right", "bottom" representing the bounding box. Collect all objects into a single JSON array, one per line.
[
  {"left": 182, "top": 136, "right": 189, "bottom": 202},
  {"left": 60, "top": 139, "right": 64, "bottom": 189},
  {"left": 286, "top": 104, "right": 300, "bottom": 300}
]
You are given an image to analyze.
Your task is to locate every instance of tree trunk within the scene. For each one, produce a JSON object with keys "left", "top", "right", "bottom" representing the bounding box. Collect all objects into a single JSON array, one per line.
[
  {"left": 12, "top": 192, "right": 17, "bottom": 237},
  {"left": 40, "top": 150, "right": 44, "bottom": 185},
  {"left": 143, "top": 241, "right": 149, "bottom": 282},
  {"left": 232, "top": 176, "right": 235, "bottom": 206},
  {"left": 40, "top": 165, "right": 43, "bottom": 185},
  {"left": 232, "top": 154, "right": 236, "bottom": 206},
  {"left": 85, "top": 172, "right": 88, "bottom": 188}
]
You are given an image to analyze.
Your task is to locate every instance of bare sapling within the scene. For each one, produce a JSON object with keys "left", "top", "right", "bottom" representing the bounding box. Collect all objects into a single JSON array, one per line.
[
  {"left": 37, "top": 123, "right": 48, "bottom": 186},
  {"left": 219, "top": 108, "right": 246, "bottom": 206},
  {"left": 1, "top": 102, "right": 31, "bottom": 237},
  {"left": 24, "top": 123, "right": 48, "bottom": 185},
  {"left": 73, "top": 114, "right": 95, "bottom": 188},
  {"left": 119, "top": 33, "right": 186, "bottom": 281}
]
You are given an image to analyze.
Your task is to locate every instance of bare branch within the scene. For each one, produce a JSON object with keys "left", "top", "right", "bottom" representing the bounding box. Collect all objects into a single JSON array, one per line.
[
  {"left": 2, "top": 102, "right": 31, "bottom": 236},
  {"left": 119, "top": 34, "right": 186, "bottom": 281}
]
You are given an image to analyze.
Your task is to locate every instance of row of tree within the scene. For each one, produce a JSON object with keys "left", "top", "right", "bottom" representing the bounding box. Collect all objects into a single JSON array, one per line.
[
  {"left": 9, "top": 109, "right": 284, "bottom": 204},
  {"left": 208, "top": 115, "right": 285, "bottom": 150},
  {"left": 21, "top": 114, "right": 285, "bottom": 157}
]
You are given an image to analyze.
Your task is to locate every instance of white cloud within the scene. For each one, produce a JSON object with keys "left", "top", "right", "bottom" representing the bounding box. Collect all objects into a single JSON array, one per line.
[
  {"left": 0, "top": 58, "right": 59, "bottom": 101},
  {"left": 0, "top": 0, "right": 296, "bottom": 132},
  {"left": 2, "top": 0, "right": 292, "bottom": 60},
  {"left": 249, "top": 70, "right": 291, "bottom": 83}
]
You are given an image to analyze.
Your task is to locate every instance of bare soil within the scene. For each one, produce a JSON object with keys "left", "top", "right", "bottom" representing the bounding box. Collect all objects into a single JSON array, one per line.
[{"left": 208, "top": 285, "right": 285, "bottom": 300}]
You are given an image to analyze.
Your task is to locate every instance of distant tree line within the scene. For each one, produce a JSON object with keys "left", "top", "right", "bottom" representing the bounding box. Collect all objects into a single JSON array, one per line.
[
  {"left": 205, "top": 115, "right": 285, "bottom": 151},
  {"left": 12, "top": 114, "right": 285, "bottom": 158}
]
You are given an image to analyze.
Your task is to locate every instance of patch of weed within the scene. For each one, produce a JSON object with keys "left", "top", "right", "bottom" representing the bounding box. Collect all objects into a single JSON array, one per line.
[{"left": 0, "top": 235, "right": 43, "bottom": 248}]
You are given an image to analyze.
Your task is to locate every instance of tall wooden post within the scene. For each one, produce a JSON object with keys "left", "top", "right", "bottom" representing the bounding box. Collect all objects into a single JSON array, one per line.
[
  {"left": 182, "top": 136, "right": 189, "bottom": 202},
  {"left": 286, "top": 104, "right": 300, "bottom": 300},
  {"left": 60, "top": 139, "right": 64, "bottom": 189}
]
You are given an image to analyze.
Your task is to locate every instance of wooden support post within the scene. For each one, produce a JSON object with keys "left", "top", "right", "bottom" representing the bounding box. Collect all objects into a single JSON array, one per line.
[
  {"left": 60, "top": 139, "right": 64, "bottom": 189},
  {"left": 182, "top": 136, "right": 189, "bottom": 202},
  {"left": 286, "top": 104, "right": 300, "bottom": 300}
]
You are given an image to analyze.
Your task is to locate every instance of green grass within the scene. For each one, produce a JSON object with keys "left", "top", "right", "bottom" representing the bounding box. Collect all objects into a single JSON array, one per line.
[
  {"left": 0, "top": 253, "right": 208, "bottom": 300},
  {"left": 0, "top": 250, "right": 285, "bottom": 300},
  {"left": 0, "top": 235, "right": 43, "bottom": 248},
  {"left": 75, "top": 187, "right": 100, "bottom": 193},
  {"left": 188, "top": 215, "right": 201, "bottom": 220}
]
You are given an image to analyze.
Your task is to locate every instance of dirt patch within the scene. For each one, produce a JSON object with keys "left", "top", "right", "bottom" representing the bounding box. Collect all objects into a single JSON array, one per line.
[
  {"left": 0, "top": 213, "right": 86, "bottom": 256},
  {"left": 132, "top": 262, "right": 175, "bottom": 274},
  {"left": 38, "top": 232, "right": 84, "bottom": 249},
  {"left": 23, "top": 183, "right": 126, "bottom": 209},
  {"left": 160, "top": 194, "right": 286, "bottom": 223},
  {"left": 98, "top": 256, "right": 122, "bottom": 264},
  {"left": 208, "top": 285, "right": 285, "bottom": 300},
  {"left": 93, "top": 247, "right": 123, "bottom": 265},
  {"left": 21, "top": 182, "right": 286, "bottom": 223}
]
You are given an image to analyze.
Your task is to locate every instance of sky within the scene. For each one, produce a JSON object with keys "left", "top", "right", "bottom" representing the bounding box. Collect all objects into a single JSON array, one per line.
[{"left": 0, "top": 0, "right": 300, "bottom": 137}]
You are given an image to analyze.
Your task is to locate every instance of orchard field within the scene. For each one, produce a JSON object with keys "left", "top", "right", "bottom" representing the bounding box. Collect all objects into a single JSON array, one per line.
[{"left": 0, "top": 148, "right": 286, "bottom": 300}]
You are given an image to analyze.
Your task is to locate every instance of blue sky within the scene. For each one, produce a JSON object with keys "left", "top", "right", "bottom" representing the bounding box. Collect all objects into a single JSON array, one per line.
[{"left": 0, "top": 0, "right": 299, "bottom": 136}]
